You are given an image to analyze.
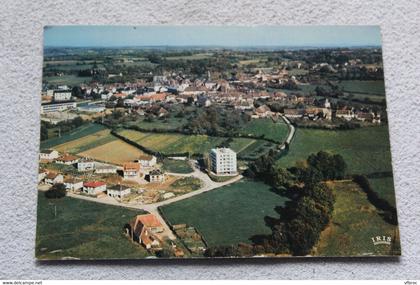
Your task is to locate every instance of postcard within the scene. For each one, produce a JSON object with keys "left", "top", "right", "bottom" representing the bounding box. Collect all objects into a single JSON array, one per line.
[{"left": 36, "top": 26, "right": 400, "bottom": 259}]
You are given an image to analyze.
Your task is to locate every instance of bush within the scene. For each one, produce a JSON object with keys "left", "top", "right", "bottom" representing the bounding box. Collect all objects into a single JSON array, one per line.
[{"left": 45, "top": 183, "right": 67, "bottom": 199}]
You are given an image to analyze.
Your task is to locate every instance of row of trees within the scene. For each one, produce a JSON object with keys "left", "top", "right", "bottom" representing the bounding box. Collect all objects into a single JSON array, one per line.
[{"left": 40, "top": 116, "right": 85, "bottom": 141}]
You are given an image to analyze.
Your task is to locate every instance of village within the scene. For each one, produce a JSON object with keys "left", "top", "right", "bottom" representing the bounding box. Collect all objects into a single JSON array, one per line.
[{"left": 37, "top": 46, "right": 396, "bottom": 259}]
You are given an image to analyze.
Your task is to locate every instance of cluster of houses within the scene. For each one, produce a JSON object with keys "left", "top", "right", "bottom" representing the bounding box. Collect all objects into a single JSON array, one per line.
[
  {"left": 39, "top": 149, "right": 167, "bottom": 200},
  {"left": 41, "top": 63, "right": 383, "bottom": 128}
]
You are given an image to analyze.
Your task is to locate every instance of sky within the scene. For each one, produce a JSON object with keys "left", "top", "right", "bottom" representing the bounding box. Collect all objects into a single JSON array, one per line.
[{"left": 44, "top": 26, "right": 382, "bottom": 48}]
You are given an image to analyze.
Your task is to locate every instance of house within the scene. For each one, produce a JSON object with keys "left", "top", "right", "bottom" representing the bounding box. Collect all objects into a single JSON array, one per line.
[
  {"left": 55, "top": 154, "right": 79, "bottom": 165},
  {"left": 77, "top": 159, "right": 95, "bottom": 172},
  {"left": 125, "top": 214, "right": 164, "bottom": 250},
  {"left": 123, "top": 162, "right": 141, "bottom": 179},
  {"left": 63, "top": 177, "right": 83, "bottom": 192},
  {"left": 284, "top": 108, "right": 304, "bottom": 119},
  {"left": 39, "top": 149, "right": 60, "bottom": 161},
  {"left": 44, "top": 172, "right": 64, "bottom": 185},
  {"left": 95, "top": 163, "right": 118, "bottom": 174},
  {"left": 83, "top": 181, "right": 107, "bottom": 196},
  {"left": 147, "top": 169, "right": 165, "bottom": 183},
  {"left": 210, "top": 148, "right": 237, "bottom": 176},
  {"left": 335, "top": 109, "right": 355, "bottom": 121},
  {"left": 135, "top": 155, "right": 157, "bottom": 168},
  {"left": 53, "top": 90, "right": 72, "bottom": 102},
  {"left": 38, "top": 169, "right": 48, "bottom": 183},
  {"left": 253, "top": 105, "right": 272, "bottom": 118},
  {"left": 107, "top": 185, "right": 131, "bottom": 199}
]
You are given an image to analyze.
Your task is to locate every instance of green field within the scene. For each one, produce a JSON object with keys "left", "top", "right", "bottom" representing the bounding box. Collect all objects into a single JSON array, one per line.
[
  {"left": 315, "top": 181, "right": 400, "bottom": 256},
  {"left": 369, "top": 177, "right": 397, "bottom": 208},
  {"left": 124, "top": 117, "right": 186, "bottom": 131},
  {"left": 43, "top": 75, "right": 92, "bottom": 86},
  {"left": 238, "top": 139, "right": 277, "bottom": 160},
  {"left": 40, "top": 123, "right": 107, "bottom": 149},
  {"left": 337, "top": 80, "right": 386, "bottom": 95},
  {"left": 162, "top": 159, "right": 194, "bottom": 174},
  {"left": 164, "top": 53, "right": 213, "bottom": 61},
  {"left": 241, "top": 118, "right": 289, "bottom": 143},
  {"left": 160, "top": 179, "right": 289, "bottom": 246},
  {"left": 277, "top": 126, "right": 393, "bottom": 175},
  {"left": 36, "top": 193, "right": 149, "bottom": 260},
  {"left": 117, "top": 129, "right": 225, "bottom": 155}
]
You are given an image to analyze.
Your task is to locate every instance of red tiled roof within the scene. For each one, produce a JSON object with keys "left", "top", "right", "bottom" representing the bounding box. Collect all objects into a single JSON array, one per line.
[
  {"left": 123, "top": 162, "right": 140, "bottom": 171},
  {"left": 57, "top": 154, "right": 78, "bottom": 162},
  {"left": 135, "top": 214, "right": 163, "bottom": 228},
  {"left": 83, "top": 181, "right": 106, "bottom": 188}
]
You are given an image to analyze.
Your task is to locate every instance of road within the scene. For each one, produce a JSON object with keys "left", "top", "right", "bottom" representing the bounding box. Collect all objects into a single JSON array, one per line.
[
  {"left": 64, "top": 118, "right": 293, "bottom": 242},
  {"left": 279, "top": 115, "right": 296, "bottom": 149},
  {"left": 67, "top": 160, "right": 242, "bottom": 240}
]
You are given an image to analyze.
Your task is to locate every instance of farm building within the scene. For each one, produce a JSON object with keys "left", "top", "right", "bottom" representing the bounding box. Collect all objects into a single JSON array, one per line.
[
  {"left": 147, "top": 169, "right": 165, "bottom": 183},
  {"left": 135, "top": 155, "right": 157, "bottom": 168},
  {"left": 95, "top": 163, "right": 117, "bottom": 174},
  {"left": 55, "top": 154, "right": 79, "bottom": 165},
  {"left": 44, "top": 172, "right": 63, "bottom": 185},
  {"left": 107, "top": 185, "right": 131, "bottom": 199},
  {"left": 123, "top": 162, "right": 141, "bottom": 179},
  {"left": 83, "top": 181, "right": 106, "bottom": 196},
  {"left": 125, "top": 214, "right": 164, "bottom": 250},
  {"left": 77, "top": 159, "right": 95, "bottom": 172},
  {"left": 63, "top": 177, "right": 83, "bottom": 192},
  {"left": 39, "top": 149, "right": 59, "bottom": 161}
]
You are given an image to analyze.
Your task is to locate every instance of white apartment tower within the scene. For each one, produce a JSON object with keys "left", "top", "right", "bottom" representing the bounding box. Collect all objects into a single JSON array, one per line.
[{"left": 210, "top": 148, "right": 237, "bottom": 176}]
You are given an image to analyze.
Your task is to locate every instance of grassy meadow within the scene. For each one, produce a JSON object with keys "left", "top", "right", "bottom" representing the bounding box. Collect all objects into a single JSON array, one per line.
[
  {"left": 117, "top": 129, "right": 225, "bottom": 155},
  {"left": 53, "top": 129, "right": 117, "bottom": 154},
  {"left": 368, "top": 177, "right": 397, "bottom": 208},
  {"left": 240, "top": 118, "right": 289, "bottom": 143},
  {"left": 36, "top": 193, "right": 149, "bottom": 260},
  {"left": 40, "top": 123, "right": 107, "bottom": 149},
  {"left": 277, "top": 126, "right": 393, "bottom": 175},
  {"left": 162, "top": 159, "right": 193, "bottom": 174},
  {"left": 78, "top": 139, "right": 147, "bottom": 165},
  {"left": 160, "top": 179, "right": 289, "bottom": 247},
  {"left": 337, "top": 80, "right": 386, "bottom": 95},
  {"left": 315, "top": 181, "right": 400, "bottom": 256}
]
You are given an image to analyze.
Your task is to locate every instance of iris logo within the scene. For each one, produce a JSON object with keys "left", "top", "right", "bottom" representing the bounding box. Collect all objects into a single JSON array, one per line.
[{"left": 371, "top": 235, "right": 392, "bottom": 246}]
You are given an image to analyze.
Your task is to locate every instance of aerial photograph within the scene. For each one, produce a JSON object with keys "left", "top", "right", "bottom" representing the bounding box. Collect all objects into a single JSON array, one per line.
[{"left": 36, "top": 26, "right": 400, "bottom": 259}]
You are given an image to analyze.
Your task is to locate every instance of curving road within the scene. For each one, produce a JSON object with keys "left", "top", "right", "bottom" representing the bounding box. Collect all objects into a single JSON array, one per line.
[{"left": 67, "top": 160, "right": 242, "bottom": 240}]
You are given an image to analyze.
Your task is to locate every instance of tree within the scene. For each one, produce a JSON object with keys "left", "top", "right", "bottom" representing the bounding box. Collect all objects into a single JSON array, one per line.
[
  {"left": 71, "top": 86, "right": 84, "bottom": 99},
  {"left": 45, "top": 183, "right": 67, "bottom": 199},
  {"left": 271, "top": 166, "right": 294, "bottom": 190},
  {"left": 72, "top": 116, "right": 84, "bottom": 128},
  {"left": 40, "top": 124, "right": 48, "bottom": 141}
]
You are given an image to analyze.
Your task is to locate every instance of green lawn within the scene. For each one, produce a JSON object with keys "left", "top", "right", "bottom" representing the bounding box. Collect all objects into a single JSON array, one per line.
[
  {"left": 368, "top": 177, "right": 397, "bottom": 208},
  {"left": 241, "top": 118, "right": 289, "bottom": 143},
  {"left": 315, "top": 181, "right": 400, "bottom": 256},
  {"left": 40, "top": 123, "right": 107, "bottom": 149},
  {"left": 162, "top": 159, "right": 194, "bottom": 174},
  {"left": 160, "top": 179, "right": 289, "bottom": 247},
  {"left": 277, "top": 126, "right": 393, "bottom": 175},
  {"left": 36, "top": 193, "right": 150, "bottom": 260},
  {"left": 337, "top": 80, "right": 386, "bottom": 96}
]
